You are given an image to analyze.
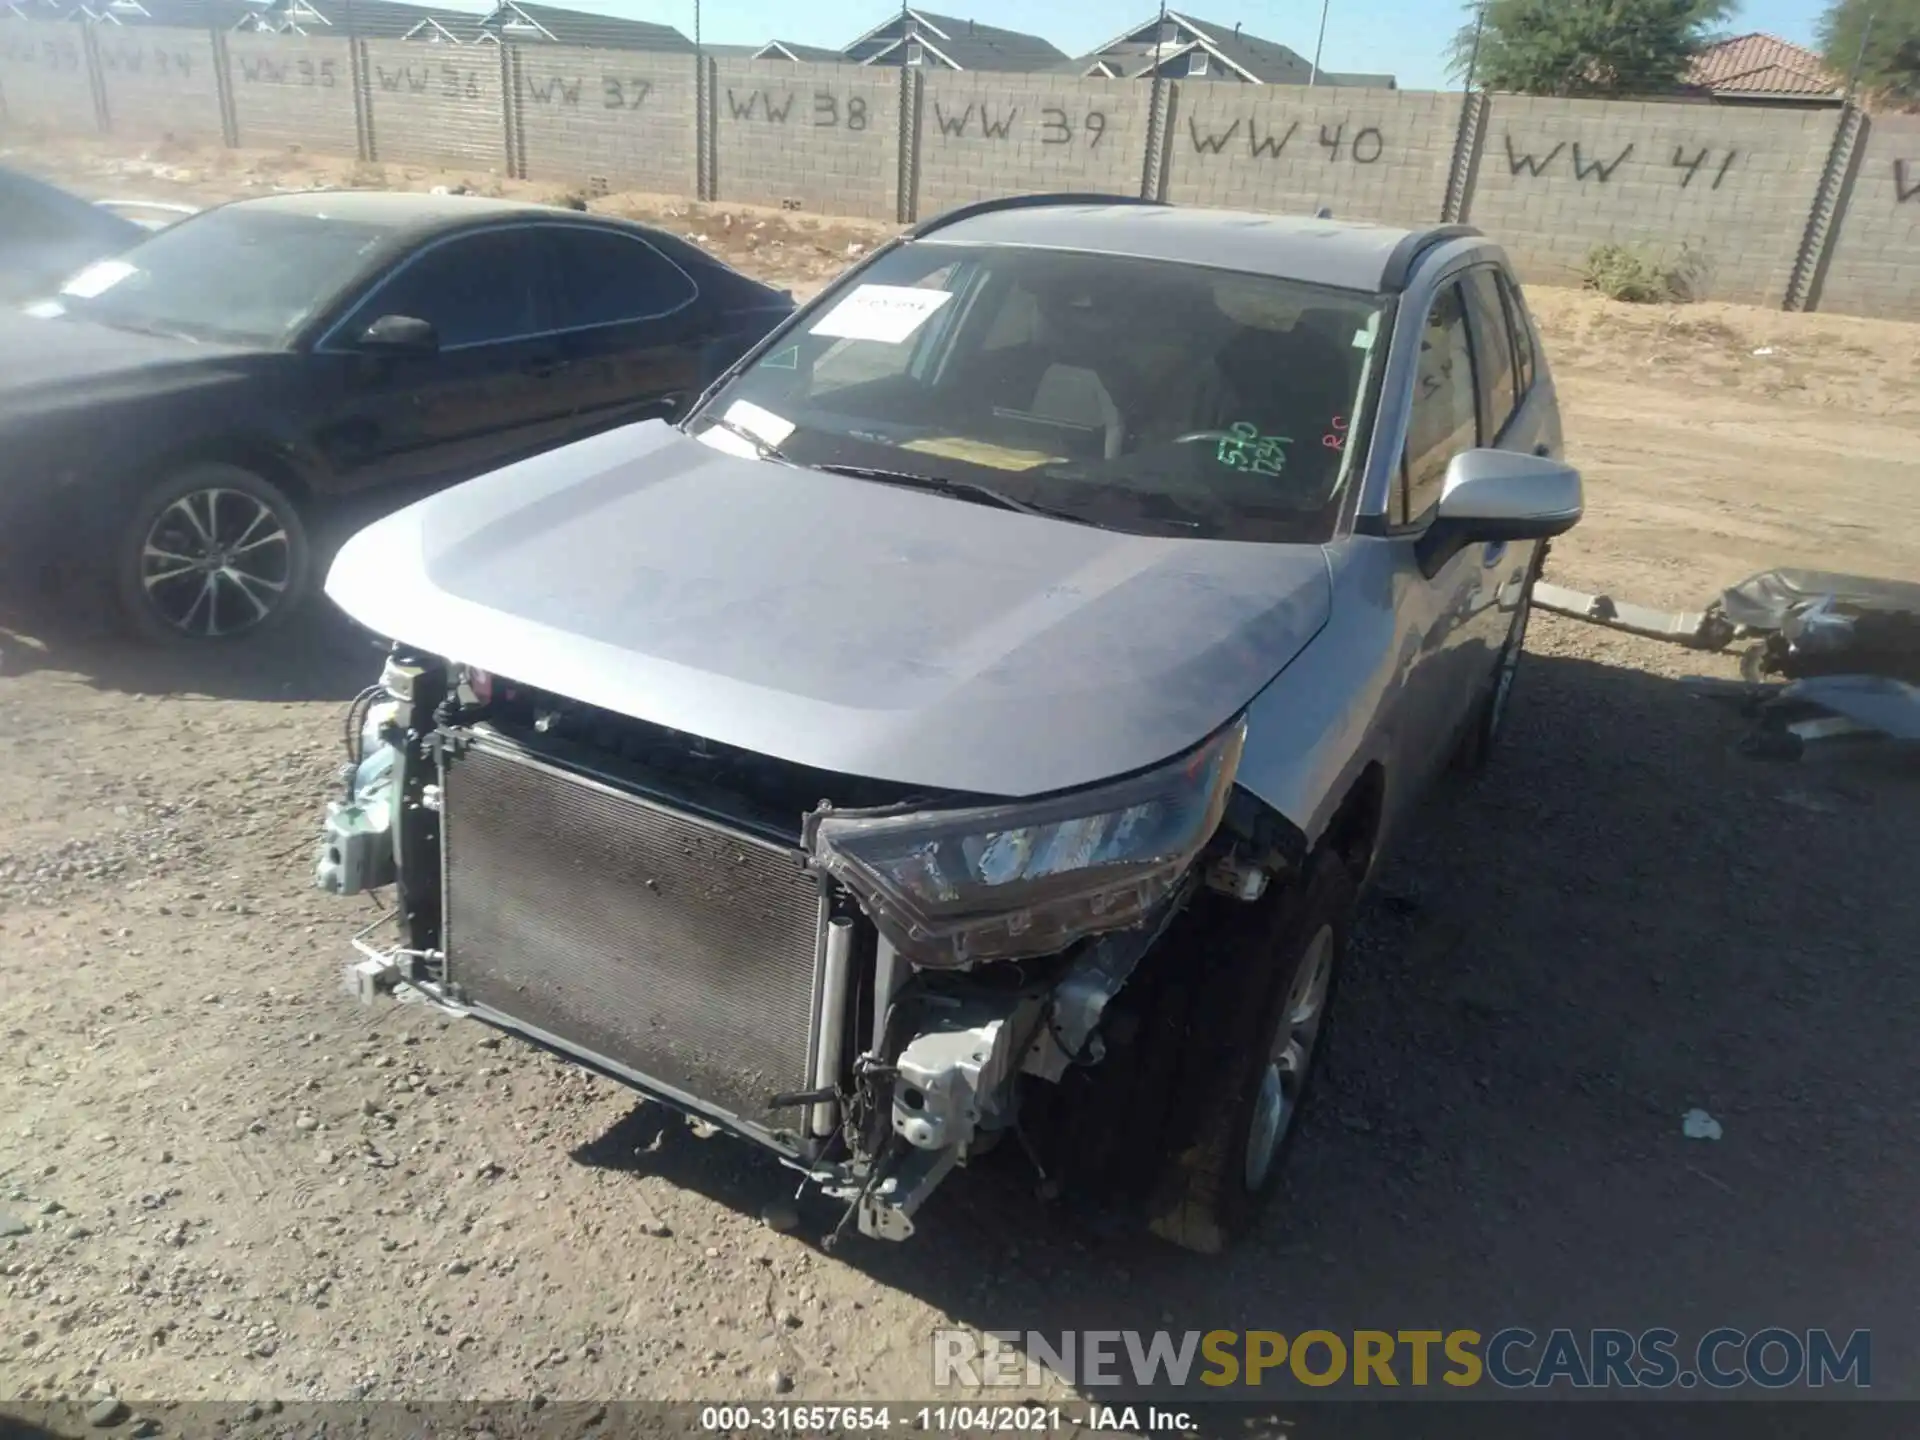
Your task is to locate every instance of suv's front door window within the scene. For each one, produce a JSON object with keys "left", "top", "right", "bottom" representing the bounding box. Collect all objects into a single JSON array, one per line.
[
  {"left": 694, "top": 243, "right": 1387, "bottom": 543},
  {"left": 1402, "top": 281, "right": 1480, "bottom": 522}
]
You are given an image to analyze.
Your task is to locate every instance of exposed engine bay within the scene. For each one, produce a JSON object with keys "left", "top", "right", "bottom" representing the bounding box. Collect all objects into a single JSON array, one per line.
[{"left": 318, "top": 647, "right": 1297, "bottom": 1243}]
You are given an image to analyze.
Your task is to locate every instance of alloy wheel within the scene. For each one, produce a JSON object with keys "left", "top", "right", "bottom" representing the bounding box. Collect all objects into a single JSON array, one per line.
[
  {"left": 139, "top": 487, "right": 293, "bottom": 639},
  {"left": 1243, "top": 923, "right": 1335, "bottom": 1192}
]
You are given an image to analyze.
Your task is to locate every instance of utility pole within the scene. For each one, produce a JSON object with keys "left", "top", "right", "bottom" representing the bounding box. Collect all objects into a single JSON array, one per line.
[{"left": 1308, "top": 0, "right": 1329, "bottom": 84}]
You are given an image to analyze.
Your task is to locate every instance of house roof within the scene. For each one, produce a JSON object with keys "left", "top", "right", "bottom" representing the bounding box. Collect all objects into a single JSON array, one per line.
[
  {"left": 1685, "top": 32, "right": 1841, "bottom": 98},
  {"left": 65, "top": 0, "right": 261, "bottom": 27},
  {"left": 1072, "top": 11, "right": 1390, "bottom": 85},
  {"left": 246, "top": 0, "right": 477, "bottom": 39},
  {"left": 474, "top": 0, "right": 690, "bottom": 51},
  {"left": 752, "top": 37, "right": 844, "bottom": 62},
  {"left": 847, "top": 7, "right": 1065, "bottom": 71}
]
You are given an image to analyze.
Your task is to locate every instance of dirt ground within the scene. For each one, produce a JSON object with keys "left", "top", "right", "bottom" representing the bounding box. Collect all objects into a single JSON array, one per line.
[{"left": 2, "top": 134, "right": 1919, "bottom": 1424}]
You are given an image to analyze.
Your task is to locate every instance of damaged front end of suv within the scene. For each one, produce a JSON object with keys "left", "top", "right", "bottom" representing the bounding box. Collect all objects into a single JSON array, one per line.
[{"left": 319, "top": 645, "right": 1295, "bottom": 1245}]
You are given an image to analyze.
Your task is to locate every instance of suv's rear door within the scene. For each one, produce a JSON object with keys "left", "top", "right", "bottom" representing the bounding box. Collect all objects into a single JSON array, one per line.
[{"left": 1459, "top": 263, "right": 1550, "bottom": 664}]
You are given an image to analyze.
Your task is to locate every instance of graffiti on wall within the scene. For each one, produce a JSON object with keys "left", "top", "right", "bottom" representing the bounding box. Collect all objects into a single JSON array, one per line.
[
  {"left": 0, "top": 33, "right": 82, "bottom": 69},
  {"left": 373, "top": 64, "right": 483, "bottom": 99},
  {"left": 522, "top": 73, "right": 659, "bottom": 110},
  {"left": 97, "top": 41, "right": 195, "bottom": 77},
  {"left": 927, "top": 102, "right": 1110, "bottom": 148},
  {"left": 1502, "top": 134, "right": 1740, "bottom": 188},
  {"left": 237, "top": 54, "right": 339, "bottom": 87},
  {"left": 724, "top": 88, "right": 874, "bottom": 131},
  {"left": 1186, "top": 113, "right": 1388, "bottom": 163}
]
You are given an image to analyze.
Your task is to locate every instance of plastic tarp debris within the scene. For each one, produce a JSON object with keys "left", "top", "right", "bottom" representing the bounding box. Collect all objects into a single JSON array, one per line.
[
  {"left": 1543, "top": 566, "right": 1920, "bottom": 757},
  {"left": 1682, "top": 1109, "right": 1723, "bottom": 1141}
]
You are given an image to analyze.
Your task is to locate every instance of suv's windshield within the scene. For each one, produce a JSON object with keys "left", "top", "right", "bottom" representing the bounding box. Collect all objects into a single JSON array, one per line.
[
  {"left": 52, "top": 207, "right": 394, "bottom": 347},
  {"left": 691, "top": 241, "right": 1387, "bottom": 542}
]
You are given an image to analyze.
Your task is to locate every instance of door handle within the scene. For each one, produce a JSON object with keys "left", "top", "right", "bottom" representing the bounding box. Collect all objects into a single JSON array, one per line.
[{"left": 524, "top": 356, "right": 568, "bottom": 380}]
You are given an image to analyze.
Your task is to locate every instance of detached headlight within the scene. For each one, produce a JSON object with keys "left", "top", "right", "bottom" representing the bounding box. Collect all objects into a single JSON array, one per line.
[{"left": 806, "top": 719, "right": 1247, "bottom": 968}]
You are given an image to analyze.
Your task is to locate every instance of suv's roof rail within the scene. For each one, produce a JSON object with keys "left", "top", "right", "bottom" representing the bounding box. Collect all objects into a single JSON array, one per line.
[
  {"left": 908, "top": 192, "right": 1168, "bottom": 240},
  {"left": 1381, "top": 223, "right": 1484, "bottom": 291}
]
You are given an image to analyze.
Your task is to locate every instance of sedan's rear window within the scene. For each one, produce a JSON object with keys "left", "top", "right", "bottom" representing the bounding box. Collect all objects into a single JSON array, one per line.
[{"left": 694, "top": 241, "right": 1387, "bottom": 542}]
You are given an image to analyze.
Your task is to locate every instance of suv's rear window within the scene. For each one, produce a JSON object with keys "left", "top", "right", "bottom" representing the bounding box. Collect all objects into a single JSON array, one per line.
[{"left": 695, "top": 241, "right": 1388, "bottom": 543}]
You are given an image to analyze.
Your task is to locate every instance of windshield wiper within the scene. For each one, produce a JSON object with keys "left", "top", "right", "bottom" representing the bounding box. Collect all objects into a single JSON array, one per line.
[
  {"left": 809, "top": 463, "right": 1086, "bottom": 523},
  {"left": 700, "top": 415, "right": 792, "bottom": 464}
]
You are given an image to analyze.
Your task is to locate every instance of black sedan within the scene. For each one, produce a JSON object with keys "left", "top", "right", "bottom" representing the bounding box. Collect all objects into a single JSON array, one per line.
[
  {"left": 1, "top": 191, "right": 793, "bottom": 642},
  {"left": 0, "top": 165, "right": 153, "bottom": 307}
]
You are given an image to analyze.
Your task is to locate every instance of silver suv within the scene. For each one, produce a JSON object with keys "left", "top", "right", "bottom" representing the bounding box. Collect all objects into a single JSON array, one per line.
[{"left": 316, "top": 195, "right": 1580, "bottom": 1253}]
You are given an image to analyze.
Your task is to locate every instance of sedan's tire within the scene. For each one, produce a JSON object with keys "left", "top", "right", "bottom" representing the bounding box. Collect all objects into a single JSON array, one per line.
[
  {"left": 1146, "top": 850, "right": 1354, "bottom": 1255},
  {"left": 115, "top": 463, "right": 312, "bottom": 645},
  {"left": 1454, "top": 546, "right": 1543, "bottom": 773}
]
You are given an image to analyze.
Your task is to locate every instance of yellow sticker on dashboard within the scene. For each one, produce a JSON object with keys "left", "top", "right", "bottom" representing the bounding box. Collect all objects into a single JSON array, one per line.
[{"left": 901, "top": 437, "right": 1065, "bottom": 471}]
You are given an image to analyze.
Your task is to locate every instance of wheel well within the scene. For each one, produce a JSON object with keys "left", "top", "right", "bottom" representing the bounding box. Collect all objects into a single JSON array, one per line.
[
  {"left": 141, "top": 436, "right": 315, "bottom": 513},
  {"left": 1321, "top": 763, "right": 1385, "bottom": 885}
]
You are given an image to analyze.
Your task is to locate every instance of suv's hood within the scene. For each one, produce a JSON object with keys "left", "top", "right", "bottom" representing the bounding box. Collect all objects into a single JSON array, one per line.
[{"left": 326, "top": 421, "right": 1332, "bottom": 798}]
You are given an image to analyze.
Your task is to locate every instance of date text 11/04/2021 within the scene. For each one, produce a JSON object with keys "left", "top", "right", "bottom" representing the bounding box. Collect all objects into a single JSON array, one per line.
[{"left": 697, "top": 1407, "right": 1184, "bottom": 1434}]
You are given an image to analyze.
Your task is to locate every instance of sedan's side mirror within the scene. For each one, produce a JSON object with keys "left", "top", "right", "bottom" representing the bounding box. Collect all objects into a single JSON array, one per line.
[
  {"left": 358, "top": 313, "right": 439, "bottom": 354},
  {"left": 1417, "top": 448, "right": 1583, "bottom": 576}
]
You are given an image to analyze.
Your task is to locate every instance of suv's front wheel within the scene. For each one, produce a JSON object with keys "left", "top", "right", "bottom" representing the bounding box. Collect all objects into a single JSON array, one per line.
[{"left": 1147, "top": 851, "right": 1354, "bottom": 1254}]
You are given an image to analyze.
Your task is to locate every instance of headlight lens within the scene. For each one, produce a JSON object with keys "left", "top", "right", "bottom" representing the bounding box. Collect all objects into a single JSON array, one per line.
[{"left": 807, "top": 719, "right": 1247, "bottom": 967}]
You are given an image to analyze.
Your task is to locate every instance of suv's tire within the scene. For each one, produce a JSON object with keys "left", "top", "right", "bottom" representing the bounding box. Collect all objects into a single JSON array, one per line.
[
  {"left": 115, "top": 463, "right": 312, "bottom": 645},
  {"left": 1146, "top": 851, "right": 1354, "bottom": 1255},
  {"left": 1454, "top": 546, "right": 1544, "bottom": 773}
]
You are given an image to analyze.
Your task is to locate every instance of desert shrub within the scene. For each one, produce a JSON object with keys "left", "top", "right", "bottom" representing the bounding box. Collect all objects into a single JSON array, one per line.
[{"left": 1581, "top": 242, "right": 1698, "bottom": 304}]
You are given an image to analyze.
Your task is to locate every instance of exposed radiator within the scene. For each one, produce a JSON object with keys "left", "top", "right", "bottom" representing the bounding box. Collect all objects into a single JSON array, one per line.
[{"left": 441, "top": 731, "right": 826, "bottom": 1142}]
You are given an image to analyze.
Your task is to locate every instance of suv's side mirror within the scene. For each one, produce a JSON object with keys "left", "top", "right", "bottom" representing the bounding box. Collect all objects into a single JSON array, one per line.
[
  {"left": 358, "top": 313, "right": 439, "bottom": 354},
  {"left": 1417, "top": 449, "right": 1583, "bottom": 577}
]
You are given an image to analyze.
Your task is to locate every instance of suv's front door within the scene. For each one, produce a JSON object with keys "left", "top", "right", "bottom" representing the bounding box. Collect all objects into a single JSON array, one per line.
[
  {"left": 1381, "top": 276, "right": 1497, "bottom": 830},
  {"left": 311, "top": 226, "right": 581, "bottom": 493}
]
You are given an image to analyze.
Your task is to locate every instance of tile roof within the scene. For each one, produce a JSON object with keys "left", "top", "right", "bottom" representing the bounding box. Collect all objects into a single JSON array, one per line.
[
  {"left": 476, "top": 0, "right": 691, "bottom": 51},
  {"left": 1068, "top": 11, "right": 1392, "bottom": 86},
  {"left": 1685, "top": 32, "right": 1841, "bottom": 97},
  {"left": 752, "top": 37, "right": 844, "bottom": 62},
  {"left": 847, "top": 7, "right": 1064, "bottom": 72},
  {"left": 252, "top": 0, "right": 479, "bottom": 40}
]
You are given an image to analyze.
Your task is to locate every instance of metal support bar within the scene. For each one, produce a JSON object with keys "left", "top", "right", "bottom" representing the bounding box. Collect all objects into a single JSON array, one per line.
[
  {"left": 810, "top": 916, "right": 855, "bottom": 1137},
  {"left": 1532, "top": 581, "right": 1734, "bottom": 650}
]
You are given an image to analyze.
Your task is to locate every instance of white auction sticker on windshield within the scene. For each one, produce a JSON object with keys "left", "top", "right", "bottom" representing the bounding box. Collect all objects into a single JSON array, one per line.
[
  {"left": 808, "top": 285, "right": 952, "bottom": 345},
  {"left": 724, "top": 399, "right": 796, "bottom": 446},
  {"left": 61, "top": 259, "right": 137, "bottom": 299}
]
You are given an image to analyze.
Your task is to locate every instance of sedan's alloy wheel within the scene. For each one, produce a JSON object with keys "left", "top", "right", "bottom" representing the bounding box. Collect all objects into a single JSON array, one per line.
[{"left": 140, "top": 487, "right": 293, "bottom": 638}]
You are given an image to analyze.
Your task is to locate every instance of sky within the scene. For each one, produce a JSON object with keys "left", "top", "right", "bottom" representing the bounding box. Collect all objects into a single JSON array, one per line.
[{"left": 465, "top": 0, "right": 1830, "bottom": 91}]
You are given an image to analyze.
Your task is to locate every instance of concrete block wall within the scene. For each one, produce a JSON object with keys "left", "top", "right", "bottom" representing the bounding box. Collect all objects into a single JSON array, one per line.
[
  {"left": 361, "top": 39, "right": 505, "bottom": 171},
  {"left": 92, "top": 24, "right": 222, "bottom": 140},
  {"left": 4, "top": 19, "right": 1918, "bottom": 321},
  {"left": 1817, "top": 115, "right": 1920, "bottom": 321},
  {"left": 914, "top": 71, "right": 1148, "bottom": 217},
  {"left": 709, "top": 58, "right": 898, "bottom": 221},
  {"left": 516, "top": 45, "right": 694, "bottom": 196},
  {"left": 0, "top": 21, "right": 99, "bottom": 132},
  {"left": 227, "top": 33, "right": 356, "bottom": 154},
  {"left": 1465, "top": 96, "right": 1839, "bottom": 305},
  {"left": 1162, "top": 82, "right": 1459, "bottom": 226}
]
